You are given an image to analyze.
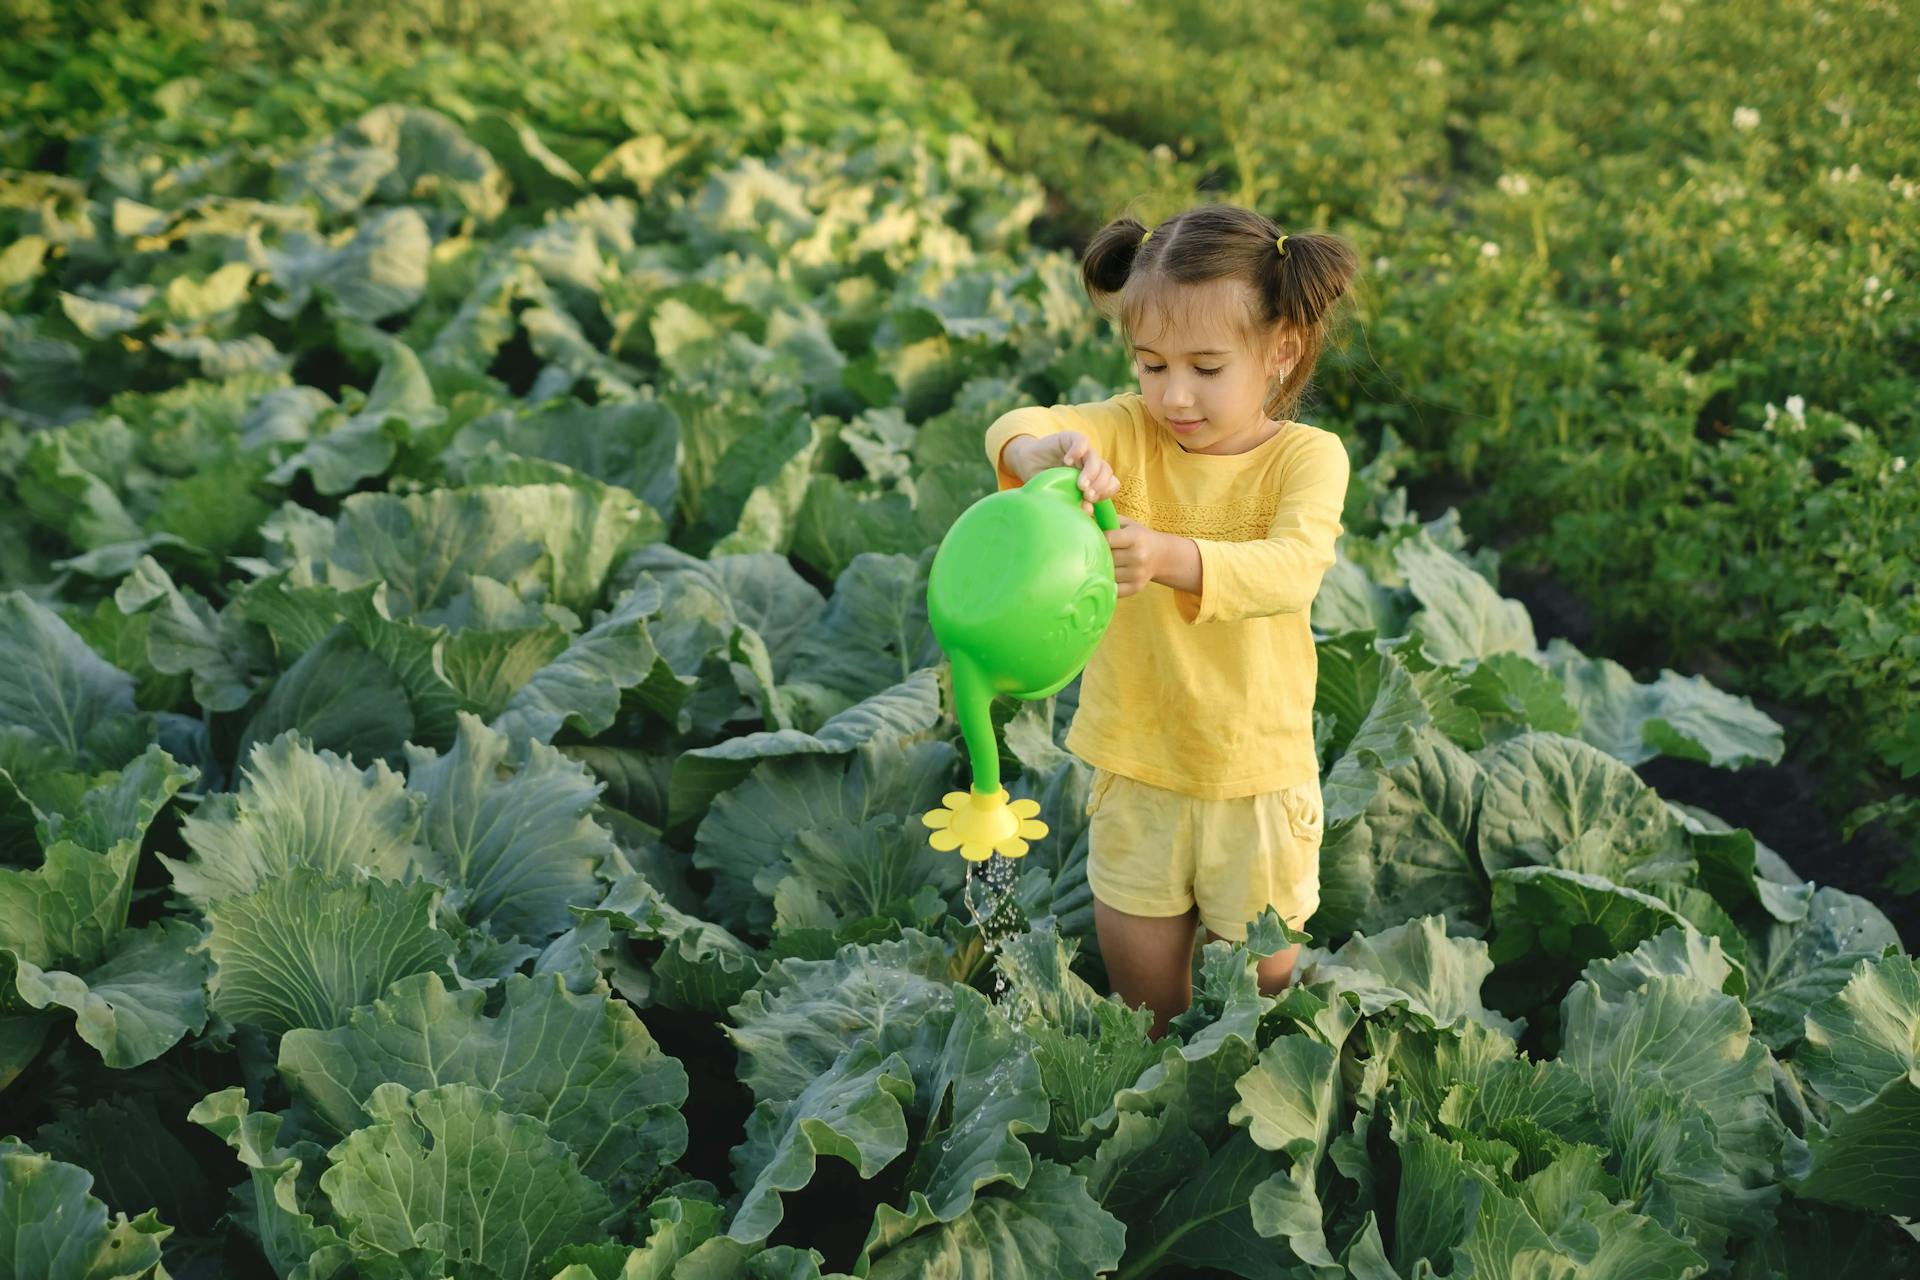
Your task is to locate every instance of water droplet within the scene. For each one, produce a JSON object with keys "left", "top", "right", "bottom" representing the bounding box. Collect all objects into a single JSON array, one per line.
[{"left": 963, "top": 849, "right": 1026, "bottom": 1016}]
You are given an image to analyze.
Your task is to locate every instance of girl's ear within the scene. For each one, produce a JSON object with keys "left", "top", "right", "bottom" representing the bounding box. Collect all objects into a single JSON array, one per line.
[{"left": 1264, "top": 328, "right": 1301, "bottom": 377}]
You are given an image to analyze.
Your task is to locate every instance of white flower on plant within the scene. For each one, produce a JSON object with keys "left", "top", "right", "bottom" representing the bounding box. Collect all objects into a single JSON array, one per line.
[
  {"left": 1865, "top": 276, "right": 1881, "bottom": 294},
  {"left": 1480, "top": 241, "right": 1501, "bottom": 258},
  {"left": 1374, "top": 256, "right": 1392, "bottom": 272},
  {"left": 1498, "top": 173, "right": 1531, "bottom": 196},
  {"left": 1763, "top": 399, "right": 1808, "bottom": 432},
  {"left": 1893, "top": 456, "right": 1909, "bottom": 473},
  {"left": 1733, "top": 106, "right": 1761, "bottom": 131},
  {"left": 1883, "top": 287, "right": 1895, "bottom": 303}
]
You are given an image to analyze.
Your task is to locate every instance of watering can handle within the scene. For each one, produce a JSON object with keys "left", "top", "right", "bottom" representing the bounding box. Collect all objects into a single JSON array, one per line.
[{"left": 1092, "top": 497, "right": 1119, "bottom": 531}]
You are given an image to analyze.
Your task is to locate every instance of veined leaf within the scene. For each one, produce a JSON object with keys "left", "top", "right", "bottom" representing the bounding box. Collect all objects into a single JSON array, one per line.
[
  {"left": 320, "top": 1083, "right": 609, "bottom": 1275},
  {"left": 1791, "top": 953, "right": 1920, "bottom": 1217},
  {"left": 204, "top": 868, "right": 455, "bottom": 1035},
  {"left": 166, "top": 731, "right": 428, "bottom": 908},
  {"left": 0, "top": 1141, "right": 171, "bottom": 1280},
  {"left": 280, "top": 970, "right": 688, "bottom": 1197},
  {"left": 405, "top": 713, "right": 614, "bottom": 940}
]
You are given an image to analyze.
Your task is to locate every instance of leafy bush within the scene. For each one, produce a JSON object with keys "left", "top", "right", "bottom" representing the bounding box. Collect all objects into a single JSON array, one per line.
[{"left": 2, "top": 0, "right": 585, "bottom": 63}]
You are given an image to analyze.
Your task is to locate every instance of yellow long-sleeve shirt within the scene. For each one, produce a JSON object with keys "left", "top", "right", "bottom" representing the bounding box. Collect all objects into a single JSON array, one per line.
[{"left": 983, "top": 393, "right": 1349, "bottom": 798}]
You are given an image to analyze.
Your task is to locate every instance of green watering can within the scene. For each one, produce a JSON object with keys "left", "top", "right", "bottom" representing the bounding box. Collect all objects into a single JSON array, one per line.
[{"left": 921, "top": 466, "right": 1121, "bottom": 861}]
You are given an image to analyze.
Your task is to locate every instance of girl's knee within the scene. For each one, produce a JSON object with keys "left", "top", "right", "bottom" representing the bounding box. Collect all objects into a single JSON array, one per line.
[
  {"left": 1255, "top": 944, "right": 1301, "bottom": 995},
  {"left": 1200, "top": 927, "right": 1301, "bottom": 995}
]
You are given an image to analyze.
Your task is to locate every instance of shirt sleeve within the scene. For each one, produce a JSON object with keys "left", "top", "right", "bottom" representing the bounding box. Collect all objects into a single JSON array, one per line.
[
  {"left": 982, "top": 397, "right": 1135, "bottom": 492},
  {"left": 1172, "top": 432, "right": 1351, "bottom": 625}
]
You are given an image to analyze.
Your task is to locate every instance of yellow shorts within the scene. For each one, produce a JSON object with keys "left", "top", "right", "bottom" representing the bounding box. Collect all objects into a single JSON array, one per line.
[{"left": 1083, "top": 766, "right": 1324, "bottom": 942}]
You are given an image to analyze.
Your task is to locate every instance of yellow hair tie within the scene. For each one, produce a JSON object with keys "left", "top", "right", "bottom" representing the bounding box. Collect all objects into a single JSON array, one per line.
[
  {"left": 1276, "top": 234, "right": 1289, "bottom": 257},
  {"left": 1141, "top": 229, "right": 1152, "bottom": 244}
]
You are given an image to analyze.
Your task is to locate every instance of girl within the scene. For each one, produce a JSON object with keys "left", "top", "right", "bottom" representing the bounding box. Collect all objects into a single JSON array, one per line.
[{"left": 983, "top": 203, "right": 1358, "bottom": 1040}]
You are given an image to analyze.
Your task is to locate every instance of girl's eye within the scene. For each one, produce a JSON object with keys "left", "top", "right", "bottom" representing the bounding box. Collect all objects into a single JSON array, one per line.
[{"left": 1141, "top": 364, "right": 1222, "bottom": 376}]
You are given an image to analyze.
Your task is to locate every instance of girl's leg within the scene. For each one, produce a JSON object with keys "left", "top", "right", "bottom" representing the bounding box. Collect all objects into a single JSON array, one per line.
[
  {"left": 1194, "top": 780, "right": 1319, "bottom": 998},
  {"left": 1096, "top": 897, "right": 1199, "bottom": 1040},
  {"left": 1203, "top": 928, "right": 1301, "bottom": 996}
]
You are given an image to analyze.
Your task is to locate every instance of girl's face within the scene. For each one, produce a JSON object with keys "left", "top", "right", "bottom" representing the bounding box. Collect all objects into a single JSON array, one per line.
[{"left": 1131, "top": 278, "right": 1298, "bottom": 456}]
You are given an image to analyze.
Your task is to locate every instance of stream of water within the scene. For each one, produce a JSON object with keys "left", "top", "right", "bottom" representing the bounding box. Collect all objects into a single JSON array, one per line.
[{"left": 962, "top": 851, "right": 1023, "bottom": 1008}]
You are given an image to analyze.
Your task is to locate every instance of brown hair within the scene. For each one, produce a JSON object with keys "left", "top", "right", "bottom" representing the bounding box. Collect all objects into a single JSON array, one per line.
[{"left": 1079, "top": 203, "right": 1359, "bottom": 422}]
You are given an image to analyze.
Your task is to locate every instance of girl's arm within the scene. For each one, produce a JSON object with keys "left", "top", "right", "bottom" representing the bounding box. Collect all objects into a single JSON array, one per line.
[
  {"left": 1149, "top": 533, "right": 1203, "bottom": 595},
  {"left": 983, "top": 397, "right": 1133, "bottom": 492},
  {"left": 1156, "top": 435, "right": 1350, "bottom": 624}
]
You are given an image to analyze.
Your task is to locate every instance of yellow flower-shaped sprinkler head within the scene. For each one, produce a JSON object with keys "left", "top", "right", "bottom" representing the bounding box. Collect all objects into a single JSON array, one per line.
[
  {"left": 921, "top": 466, "right": 1120, "bottom": 860},
  {"left": 923, "top": 787, "right": 1050, "bottom": 861}
]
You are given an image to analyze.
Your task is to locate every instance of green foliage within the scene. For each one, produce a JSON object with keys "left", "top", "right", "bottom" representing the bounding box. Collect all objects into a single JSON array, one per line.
[
  {"left": 0, "top": 1, "right": 1914, "bottom": 1276},
  {"left": 843, "top": 0, "right": 1920, "bottom": 884}
]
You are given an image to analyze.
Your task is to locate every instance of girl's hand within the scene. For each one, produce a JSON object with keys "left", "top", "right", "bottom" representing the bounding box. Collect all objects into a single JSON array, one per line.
[
  {"left": 1058, "top": 432, "right": 1121, "bottom": 516},
  {"left": 1025, "top": 430, "right": 1120, "bottom": 515},
  {"left": 1104, "top": 514, "right": 1160, "bottom": 598}
]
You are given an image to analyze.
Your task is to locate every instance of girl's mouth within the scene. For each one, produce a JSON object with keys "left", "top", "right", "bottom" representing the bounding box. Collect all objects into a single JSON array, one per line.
[{"left": 1169, "top": 418, "right": 1204, "bottom": 434}]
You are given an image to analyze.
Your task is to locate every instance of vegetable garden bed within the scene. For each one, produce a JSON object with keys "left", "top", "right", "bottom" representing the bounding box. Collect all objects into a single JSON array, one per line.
[{"left": 0, "top": 2, "right": 1914, "bottom": 1276}]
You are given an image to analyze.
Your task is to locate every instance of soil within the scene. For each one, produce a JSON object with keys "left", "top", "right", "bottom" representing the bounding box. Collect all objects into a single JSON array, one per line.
[
  {"left": 640, "top": 1004, "right": 753, "bottom": 1189},
  {"left": 1403, "top": 474, "right": 1920, "bottom": 949}
]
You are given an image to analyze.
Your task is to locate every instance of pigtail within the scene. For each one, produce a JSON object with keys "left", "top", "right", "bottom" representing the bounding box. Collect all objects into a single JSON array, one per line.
[
  {"left": 1263, "top": 226, "right": 1359, "bottom": 421},
  {"left": 1268, "top": 230, "right": 1359, "bottom": 331},
  {"left": 1080, "top": 216, "right": 1151, "bottom": 310}
]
